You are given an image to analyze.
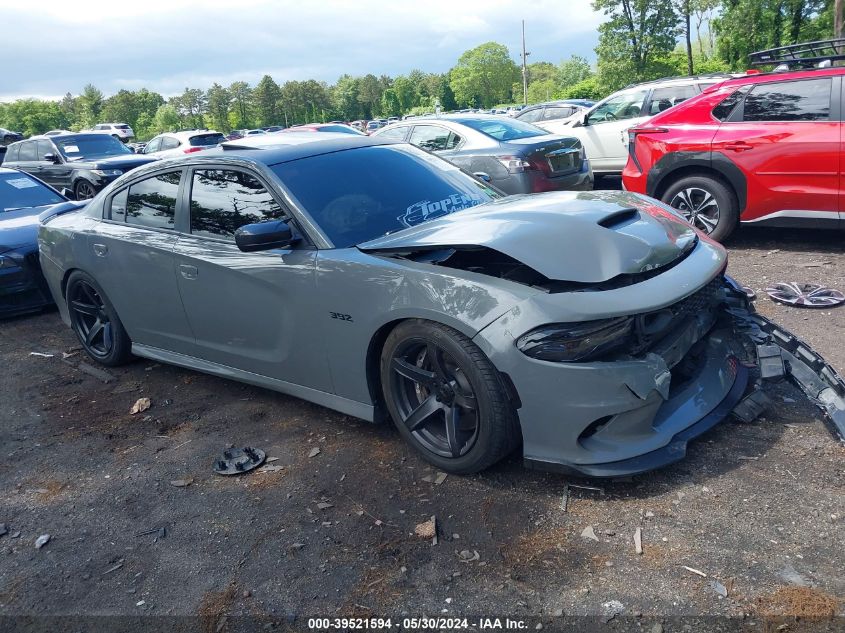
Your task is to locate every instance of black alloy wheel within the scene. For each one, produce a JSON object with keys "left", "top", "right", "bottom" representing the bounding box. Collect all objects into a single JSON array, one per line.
[
  {"left": 74, "top": 180, "right": 97, "bottom": 200},
  {"left": 381, "top": 320, "right": 519, "bottom": 474},
  {"left": 66, "top": 271, "right": 132, "bottom": 366}
]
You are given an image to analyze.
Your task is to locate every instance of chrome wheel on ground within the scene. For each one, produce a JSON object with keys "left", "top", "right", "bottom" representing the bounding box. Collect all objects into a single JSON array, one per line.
[
  {"left": 74, "top": 180, "right": 97, "bottom": 200},
  {"left": 66, "top": 271, "right": 132, "bottom": 366},
  {"left": 669, "top": 187, "right": 720, "bottom": 234},
  {"left": 380, "top": 320, "right": 519, "bottom": 474}
]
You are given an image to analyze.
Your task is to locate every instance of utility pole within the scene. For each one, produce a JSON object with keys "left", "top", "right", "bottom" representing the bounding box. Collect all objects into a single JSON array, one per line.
[
  {"left": 836, "top": 0, "right": 844, "bottom": 39},
  {"left": 520, "top": 20, "right": 530, "bottom": 105}
]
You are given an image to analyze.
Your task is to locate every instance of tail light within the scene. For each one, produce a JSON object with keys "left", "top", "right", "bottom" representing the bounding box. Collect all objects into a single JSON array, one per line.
[
  {"left": 495, "top": 155, "right": 533, "bottom": 174},
  {"left": 745, "top": 69, "right": 761, "bottom": 75},
  {"left": 183, "top": 147, "right": 204, "bottom": 154},
  {"left": 626, "top": 126, "right": 668, "bottom": 172}
]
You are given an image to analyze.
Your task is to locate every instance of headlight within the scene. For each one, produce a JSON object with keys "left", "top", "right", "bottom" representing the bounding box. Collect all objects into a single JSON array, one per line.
[
  {"left": 0, "top": 254, "right": 17, "bottom": 269},
  {"left": 91, "top": 169, "right": 123, "bottom": 177},
  {"left": 516, "top": 317, "right": 634, "bottom": 362}
]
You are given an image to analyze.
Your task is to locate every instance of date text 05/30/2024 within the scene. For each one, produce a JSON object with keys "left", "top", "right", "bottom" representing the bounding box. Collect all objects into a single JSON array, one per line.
[{"left": 307, "top": 617, "right": 529, "bottom": 629}]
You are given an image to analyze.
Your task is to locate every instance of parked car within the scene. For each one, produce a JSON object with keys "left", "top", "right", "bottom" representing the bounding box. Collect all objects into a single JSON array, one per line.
[
  {"left": 283, "top": 123, "right": 364, "bottom": 135},
  {"left": 3, "top": 133, "right": 158, "bottom": 200},
  {"left": 91, "top": 123, "right": 135, "bottom": 142},
  {"left": 263, "top": 126, "right": 285, "bottom": 132},
  {"left": 44, "top": 130, "right": 74, "bottom": 136},
  {"left": 349, "top": 120, "right": 367, "bottom": 132},
  {"left": 372, "top": 115, "right": 592, "bottom": 194},
  {"left": 514, "top": 100, "right": 595, "bottom": 130},
  {"left": 623, "top": 50, "right": 844, "bottom": 241},
  {"left": 365, "top": 120, "right": 386, "bottom": 134},
  {"left": 0, "top": 168, "right": 85, "bottom": 317},
  {"left": 37, "top": 135, "right": 845, "bottom": 474},
  {"left": 543, "top": 76, "right": 731, "bottom": 176},
  {"left": 1, "top": 128, "right": 25, "bottom": 146},
  {"left": 244, "top": 129, "right": 267, "bottom": 136},
  {"left": 225, "top": 130, "right": 245, "bottom": 141},
  {"left": 141, "top": 130, "right": 226, "bottom": 158}
]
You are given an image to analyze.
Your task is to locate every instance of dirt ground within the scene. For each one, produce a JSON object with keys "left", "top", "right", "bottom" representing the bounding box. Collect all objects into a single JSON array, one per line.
[{"left": 1, "top": 225, "right": 844, "bottom": 632}]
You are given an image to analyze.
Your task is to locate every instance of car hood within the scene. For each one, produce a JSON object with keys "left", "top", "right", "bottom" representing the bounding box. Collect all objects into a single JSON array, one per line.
[
  {"left": 0, "top": 200, "right": 83, "bottom": 252},
  {"left": 67, "top": 154, "right": 158, "bottom": 170},
  {"left": 358, "top": 191, "right": 698, "bottom": 284}
]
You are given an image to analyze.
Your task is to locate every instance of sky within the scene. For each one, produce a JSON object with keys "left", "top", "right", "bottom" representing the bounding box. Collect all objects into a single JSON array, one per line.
[{"left": 3, "top": 0, "right": 604, "bottom": 101}]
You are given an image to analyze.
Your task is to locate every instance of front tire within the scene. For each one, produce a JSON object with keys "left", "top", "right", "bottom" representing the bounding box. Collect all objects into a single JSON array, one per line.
[
  {"left": 661, "top": 174, "right": 738, "bottom": 242},
  {"left": 66, "top": 271, "right": 132, "bottom": 366},
  {"left": 74, "top": 180, "right": 97, "bottom": 201},
  {"left": 380, "top": 320, "right": 519, "bottom": 474}
]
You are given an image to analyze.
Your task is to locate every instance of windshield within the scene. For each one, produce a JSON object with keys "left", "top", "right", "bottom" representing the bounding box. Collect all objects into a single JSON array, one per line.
[
  {"left": 54, "top": 135, "right": 132, "bottom": 161},
  {"left": 272, "top": 144, "right": 501, "bottom": 248},
  {"left": 190, "top": 133, "right": 226, "bottom": 147},
  {"left": 0, "top": 172, "right": 64, "bottom": 212},
  {"left": 457, "top": 118, "right": 546, "bottom": 141}
]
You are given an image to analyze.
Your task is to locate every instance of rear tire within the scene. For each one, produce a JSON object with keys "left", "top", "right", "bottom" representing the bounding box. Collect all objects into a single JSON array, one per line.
[
  {"left": 380, "top": 320, "right": 519, "bottom": 474},
  {"left": 66, "top": 271, "right": 132, "bottom": 366},
  {"left": 661, "top": 174, "right": 738, "bottom": 242}
]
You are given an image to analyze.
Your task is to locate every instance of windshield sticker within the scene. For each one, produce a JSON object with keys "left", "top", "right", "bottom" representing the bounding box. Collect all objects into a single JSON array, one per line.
[
  {"left": 5, "top": 177, "right": 38, "bottom": 189},
  {"left": 399, "top": 193, "right": 483, "bottom": 228},
  {"left": 62, "top": 145, "right": 80, "bottom": 154}
]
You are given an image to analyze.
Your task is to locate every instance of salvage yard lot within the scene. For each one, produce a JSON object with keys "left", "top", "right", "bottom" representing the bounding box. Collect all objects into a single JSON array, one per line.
[{"left": 1, "top": 227, "right": 844, "bottom": 629}]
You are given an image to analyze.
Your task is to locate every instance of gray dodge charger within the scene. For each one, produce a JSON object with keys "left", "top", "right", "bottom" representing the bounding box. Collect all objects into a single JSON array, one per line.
[{"left": 37, "top": 135, "right": 845, "bottom": 476}]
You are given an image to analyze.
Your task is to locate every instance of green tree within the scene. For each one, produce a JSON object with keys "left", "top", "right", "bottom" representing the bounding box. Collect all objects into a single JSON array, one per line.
[
  {"left": 151, "top": 104, "right": 181, "bottom": 134},
  {"left": 449, "top": 42, "right": 519, "bottom": 108},
  {"left": 206, "top": 83, "right": 232, "bottom": 131},
  {"left": 78, "top": 84, "right": 104, "bottom": 128},
  {"left": 252, "top": 75, "right": 282, "bottom": 127},
  {"left": 593, "top": 0, "right": 679, "bottom": 92},
  {"left": 228, "top": 81, "right": 253, "bottom": 128},
  {"left": 380, "top": 88, "right": 401, "bottom": 117},
  {"left": 558, "top": 55, "right": 593, "bottom": 88}
]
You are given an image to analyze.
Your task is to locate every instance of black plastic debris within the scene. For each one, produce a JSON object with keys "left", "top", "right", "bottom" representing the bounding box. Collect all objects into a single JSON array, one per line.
[
  {"left": 757, "top": 344, "right": 786, "bottom": 381},
  {"left": 731, "top": 389, "right": 773, "bottom": 423},
  {"left": 213, "top": 447, "right": 266, "bottom": 476},
  {"left": 765, "top": 282, "right": 845, "bottom": 308}
]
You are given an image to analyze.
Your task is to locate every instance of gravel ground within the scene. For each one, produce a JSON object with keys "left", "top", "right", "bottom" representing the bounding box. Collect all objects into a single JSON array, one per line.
[{"left": 0, "top": 226, "right": 843, "bottom": 633}]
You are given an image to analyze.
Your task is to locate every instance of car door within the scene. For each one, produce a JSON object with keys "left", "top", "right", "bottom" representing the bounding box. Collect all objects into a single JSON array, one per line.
[
  {"left": 37, "top": 139, "right": 73, "bottom": 190},
  {"left": 711, "top": 76, "right": 840, "bottom": 224},
  {"left": 12, "top": 140, "right": 43, "bottom": 178},
  {"left": 84, "top": 168, "right": 195, "bottom": 354},
  {"left": 170, "top": 166, "right": 329, "bottom": 390},
  {"left": 577, "top": 88, "right": 649, "bottom": 173}
]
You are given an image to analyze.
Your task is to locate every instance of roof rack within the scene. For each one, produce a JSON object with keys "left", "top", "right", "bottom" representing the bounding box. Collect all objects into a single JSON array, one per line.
[{"left": 749, "top": 39, "right": 845, "bottom": 67}]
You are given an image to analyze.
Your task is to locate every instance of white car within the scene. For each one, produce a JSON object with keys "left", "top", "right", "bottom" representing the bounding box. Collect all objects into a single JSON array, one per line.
[
  {"left": 91, "top": 123, "right": 135, "bottom": 141},
  {"left": 542, "top": 76, "right": 730, "bottom": 175},
  {"left": 140, "top": 130, "right": 226, "bottom": 158}
]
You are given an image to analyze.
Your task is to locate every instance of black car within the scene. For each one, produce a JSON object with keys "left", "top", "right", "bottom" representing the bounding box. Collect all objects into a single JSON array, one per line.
[
  {"left": 3, "top": 133, "right": 158, "bottom": 200},
  {"left": 0, "top": 127, "right": 24, "bottom": 146},
  {"left": 0, "top": 167, "right": 85, "bottom": 316}
]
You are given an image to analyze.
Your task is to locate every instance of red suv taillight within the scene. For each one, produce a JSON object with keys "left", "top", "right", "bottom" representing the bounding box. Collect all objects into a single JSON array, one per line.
[
  {"left": 183, "top": 146, "right": 204, "bottom": 154},
  {"left": 626, "top": 126, "right": 668, "bottom": 172}
]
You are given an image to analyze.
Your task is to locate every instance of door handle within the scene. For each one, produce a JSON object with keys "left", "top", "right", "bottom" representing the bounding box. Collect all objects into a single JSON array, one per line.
[
  {"left": 92, "top": 243, "right": 108, "bottom": 257},
  {"left": 723, "top": 142, "right": 753, "bottom": 152},
  {"left": 179, "top": 264, "right": 198, "bottom": 280}
]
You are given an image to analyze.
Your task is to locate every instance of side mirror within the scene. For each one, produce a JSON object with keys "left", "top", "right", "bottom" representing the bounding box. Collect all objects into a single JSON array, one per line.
[
  {"left": 473, "top": 172, "right": 492, "bottom": 183},
  {"left": 235, "top": 220, "right": 296, "bottom": 252},
  {"left": 59, "top": 188, "right": 73, "bottom": 199},
  {"left": 43, "top": 153, "right": 61, "bottom": 164}
]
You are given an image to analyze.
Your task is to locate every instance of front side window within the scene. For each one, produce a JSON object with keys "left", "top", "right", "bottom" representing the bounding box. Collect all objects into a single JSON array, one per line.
[
  {"left": 741, "top": 78, "right": 831, "bottom": 122},
  {"left": 588, "top": 89, "right": 649, "bottom": 124},
  {"left": 36, "top": 140, "right": 54, "bottom": 161},
  {"left": 189, "top": 169, "right": 285, "bottom": 240},
  {"left": 123, "top": 171, "right": 181, "bottom": 230},
  {"left": 273, "top": 144, "right": 501, "bottom": 248}
]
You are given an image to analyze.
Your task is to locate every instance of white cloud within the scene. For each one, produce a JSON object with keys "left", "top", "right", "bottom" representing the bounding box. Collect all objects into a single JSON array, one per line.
[{"left": 3, "top": 0, "right": 602, "bottom": 100}]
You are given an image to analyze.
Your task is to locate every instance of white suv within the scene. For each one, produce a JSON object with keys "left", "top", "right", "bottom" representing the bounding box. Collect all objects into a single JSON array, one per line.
[
  {"left": 92, "top": 123, "right": 135, "bottom": 141},
  {"left": 542, "top": 76, "right": 731, "bottom": 175},
  {"left": 141, "top": 130, "right": 226, "bottom": 158}
]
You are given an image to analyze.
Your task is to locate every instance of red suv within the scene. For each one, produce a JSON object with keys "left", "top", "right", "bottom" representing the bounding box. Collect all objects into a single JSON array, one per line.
[{"left": 623, "top": 65, "right": 842, "bottom": 240}]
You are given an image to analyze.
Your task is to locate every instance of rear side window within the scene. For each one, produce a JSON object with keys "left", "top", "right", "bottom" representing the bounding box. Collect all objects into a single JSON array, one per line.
[
  {"left": 5, "top": 144, "right": 19, "bottom": 162},
  {"left": 115, "top": 125, "right": 131, "bottom": 130},
  {"left": 409, "top": 125, "right": 453, "bottom": 151},
  {"left": 648, "top": 85, "right": 697, "bottom": 115},
  {"left": 189, "top": 133, "right": 225, "bottom": 147},
  {"left": 742, "top": 78, "right": 831, "bottom": 122},
  {"left": 123, "top": 171, "right": 181, "bottom": 230},
  {"left": 189, "top": 169, "right": 285, "bottom": 240},
  {"left": 544, "top": 106, "right": 575, "bottom": 120},
  {"left": 711, "top": 87, "right": 750, "bottom": 121},
  {"left": 517, "top": 108, "right": 544, "bottom": 123},
  {"left": 18, "top": 142, "right": 37, "bottom": 161},
  {"left": 160, "top": 137, "right": 180, "bottom": 150}
]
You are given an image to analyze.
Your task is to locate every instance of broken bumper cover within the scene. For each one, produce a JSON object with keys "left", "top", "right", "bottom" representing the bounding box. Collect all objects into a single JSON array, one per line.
[{"left": 479, "top": 275, "right": 845, "bottom": 477}]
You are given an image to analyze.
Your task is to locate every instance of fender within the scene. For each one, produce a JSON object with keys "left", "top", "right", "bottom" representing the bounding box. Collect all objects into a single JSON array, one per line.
[{"left": 646, "top": 151, "right": 748, "bottom": 212}]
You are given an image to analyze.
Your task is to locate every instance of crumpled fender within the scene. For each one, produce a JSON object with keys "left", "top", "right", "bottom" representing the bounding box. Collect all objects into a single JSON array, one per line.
[{"left": 725, "top": 276, "right": 845, "bottom": 443}]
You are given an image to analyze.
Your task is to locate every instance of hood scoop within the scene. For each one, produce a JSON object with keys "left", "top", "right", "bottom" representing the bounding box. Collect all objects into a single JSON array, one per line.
[{"left": 359, "top": 191, "right": 697, "bottom": 285}]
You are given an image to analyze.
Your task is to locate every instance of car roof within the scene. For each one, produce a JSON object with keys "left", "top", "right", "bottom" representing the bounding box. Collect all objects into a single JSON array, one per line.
[
  {"left": 10, "top": 132, "right": 105, "bottom": 143},
  {"left": 203, "top": 132, "right": 397, "bottom": 165},
  {"left": 715, "top": 65, "right": 845, "bottom": 88},
  {"left": 163, "top": 129, "right": 223, "bottom": 139}
]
